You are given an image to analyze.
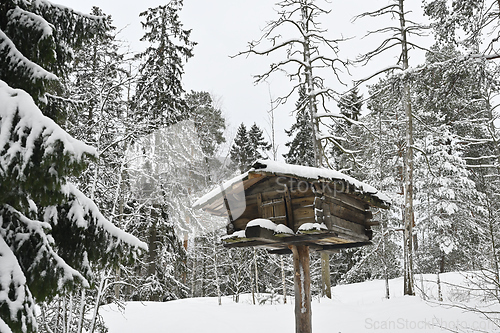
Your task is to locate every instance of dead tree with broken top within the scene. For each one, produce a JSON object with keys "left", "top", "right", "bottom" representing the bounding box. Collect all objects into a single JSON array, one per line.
[{"left": 233, "top": 0, "right": 351, "bottom": 304}]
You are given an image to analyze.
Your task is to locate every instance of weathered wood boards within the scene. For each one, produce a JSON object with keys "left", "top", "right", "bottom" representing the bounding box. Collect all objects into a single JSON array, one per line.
[
  {"left": 291, "top": 245, "right": 311, "bottom": 333},
  {"left": 193, "top": 160, "right": 390, "bottom": 252}
]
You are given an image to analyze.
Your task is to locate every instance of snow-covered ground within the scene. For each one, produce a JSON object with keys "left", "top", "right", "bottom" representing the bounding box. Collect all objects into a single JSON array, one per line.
[{"left": 101, "top": 272, "right": 500, "bottom": 332}]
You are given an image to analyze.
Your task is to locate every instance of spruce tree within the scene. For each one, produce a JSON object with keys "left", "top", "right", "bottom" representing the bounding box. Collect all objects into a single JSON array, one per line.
[
  {"left": 0, "top": 0, "right": 107, "bottom": 120},
  {"left": 230, "top": 123, "right": 252, "bottom": 172},
  {"left": 133, "top": 0, "right": 196, "bottom": 132},
  {"left": 0, "top": 3, "right": 145, "bottom": 333},
  {"left": 186, "top": 91, "right": 226, "bottom": 157},
  {"left": 338, "top": 87, "right": 363, "bottom": 123},
  {"left": 230, "top": 123, "right": 270, "bottom": 172},
  {"left": 283, "top": 85, "right": 315, "bottom": 166},
  {"left": 248, "top": 123, "right": 271, "bottom": 161}
]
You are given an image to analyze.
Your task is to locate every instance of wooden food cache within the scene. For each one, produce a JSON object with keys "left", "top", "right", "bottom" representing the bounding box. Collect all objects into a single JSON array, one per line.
[{"left": 193, "top": 160, "right": 390, "bottom": 253}]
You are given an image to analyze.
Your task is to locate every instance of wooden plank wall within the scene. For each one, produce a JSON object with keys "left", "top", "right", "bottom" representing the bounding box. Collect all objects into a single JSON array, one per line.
[{"left": 230, "top": 176, "right": 375, "bottom": 243}]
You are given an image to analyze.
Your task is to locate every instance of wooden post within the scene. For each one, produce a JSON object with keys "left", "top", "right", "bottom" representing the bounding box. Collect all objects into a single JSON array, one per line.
[
  {"left": 320, "top": 252, "right": 331, "bottom": 298},
  {"left": 290, "top": 245, "right": 312, "bottom": 333}
]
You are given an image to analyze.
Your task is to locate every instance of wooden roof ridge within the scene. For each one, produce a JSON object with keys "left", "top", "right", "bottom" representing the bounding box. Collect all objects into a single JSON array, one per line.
[
  {"left": 251, "top": 160, "right": 390, "bottom": 208},
  {"left": 192, "top": 159, "right": 391, "bottom": 210}
]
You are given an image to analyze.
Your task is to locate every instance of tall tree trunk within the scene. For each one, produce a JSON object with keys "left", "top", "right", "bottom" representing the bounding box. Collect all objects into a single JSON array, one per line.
[
  {"left": 300, "top": 1, "right": 332, "bottom": 299},
  {"left": 437, "top": 272, "right": 443, "bottom": 302},
  {"left": 251, "top": 264, "right": 256, "bottom": 305},
  {"left": 191, "top": 238, "right": 197, "bottom": 297},
  {"left": 399, "top": 0, "right": 415, "bottom": 296},
  {"left": 148, "top": 222, "right": 157, "bottom": 277},
  {"left": 66, "top": 293, "right": 73, "bottom": 333},
  {"left": 281, "top": 255, "right": 287, "bottom": 304},
  {"left": 213, "top": 236, "right": 222, "bottom": 306},
  {"left": 382, "top": 219, "right": 390, "bottom": 299},
  {"left": 379, "top": 110, "right": 390, "bottom": 299},
  {"left": 89, "top": 272, "right": 107, "bottom": 333},
  {"left": 291, "top": 245, "right": 312, "bottom": 333},
  {"left": 254, "top": 248, "right": 260, "bottom": 296},
  {"left": 77, "top": 288, "right": 86, "bottom": 333}
]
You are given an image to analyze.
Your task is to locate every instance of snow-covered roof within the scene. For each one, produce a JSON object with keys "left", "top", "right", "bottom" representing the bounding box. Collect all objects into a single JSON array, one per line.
[{"left": 193, "top": 159, "right": 390, "bottom": 210}]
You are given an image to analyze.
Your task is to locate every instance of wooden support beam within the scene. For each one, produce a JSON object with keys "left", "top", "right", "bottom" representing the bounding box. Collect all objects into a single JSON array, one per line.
[
  {"left": 290, "top": 245, "right": 312, "bottom": 333},
  {"left": 317, "top": 241, "right": 372, "bottom": 251}
]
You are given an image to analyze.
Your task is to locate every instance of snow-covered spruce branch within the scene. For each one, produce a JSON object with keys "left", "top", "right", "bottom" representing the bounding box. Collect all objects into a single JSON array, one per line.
[
  {"left": 62, "top": 183, "right": 148, "bottom": 251},
  {"left": 0, "top": 29, "right": 58, "bottom": 81},
  {"left": 8, "top": 6, "right": 54, "bottom": 39},
  {"left": 36, "top": 0, "right": 108, "bottom": 21},
  {"left": 466, "top": 164, "right": 499, "bottom": 168},
  {"left": 464, "top": 155, "right": 500, "bottom": 161},
  {"left": 467, "top": 52, "right": 500, "bottom": 60},
  {"left": 2, "top": 204, "right": 90, "bottom": 288}
]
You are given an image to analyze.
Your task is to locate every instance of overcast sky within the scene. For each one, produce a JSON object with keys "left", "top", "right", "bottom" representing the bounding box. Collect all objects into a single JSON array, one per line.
[{"left": 56, "top": 0, "right": 430, "bottom": 160}]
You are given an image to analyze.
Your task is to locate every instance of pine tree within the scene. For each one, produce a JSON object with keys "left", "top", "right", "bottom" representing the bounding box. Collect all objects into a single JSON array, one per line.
[
  {"left": 354, "top": 0, "right": 430, "bottom": 295},
  {"left": 410, "top": 44, "right": 496, "bottom": 274},
  {"left": 186, "top": 91, "right": 226, "bottom": 157}
]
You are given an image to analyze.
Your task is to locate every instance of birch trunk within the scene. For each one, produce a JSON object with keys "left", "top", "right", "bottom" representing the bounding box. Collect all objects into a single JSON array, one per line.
[{"left": 89, "top": 272, "right": 108, "bottom": 333}]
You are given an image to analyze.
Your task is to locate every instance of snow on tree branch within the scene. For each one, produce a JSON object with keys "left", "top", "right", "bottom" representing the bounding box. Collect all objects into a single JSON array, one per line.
[
  {"left": 0, "top": 235, "right": 36, "bottom": 333},
  {"left": 0, "top": 79, "right": 95, "bottom": 177},
  {"left": 61, "top": 183, "right": 148, "bottom": 251},
  {"left": 0, "top": 29, "right": 58, "bottom": 83}
]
